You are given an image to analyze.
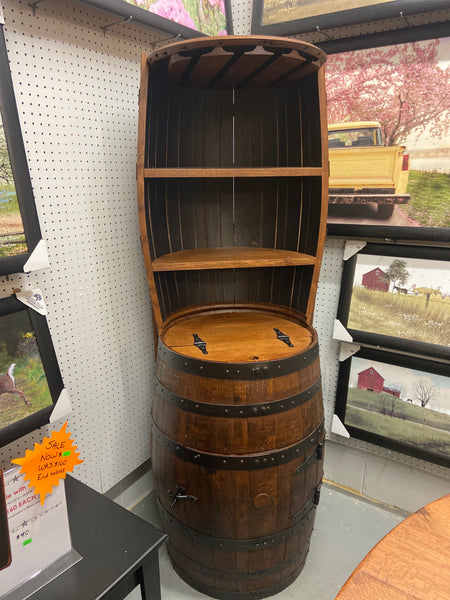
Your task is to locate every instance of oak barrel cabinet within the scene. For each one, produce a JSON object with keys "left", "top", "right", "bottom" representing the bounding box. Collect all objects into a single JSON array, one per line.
[{"left": 137, "top": 36, "right": 328, "bottom": 599}]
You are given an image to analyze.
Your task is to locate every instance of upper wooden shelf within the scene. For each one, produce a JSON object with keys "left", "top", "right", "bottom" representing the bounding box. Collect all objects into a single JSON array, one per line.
[
  {"left": 144, "top": 167, "right": 323, "bottom": 178},
  {"left": 151, "top": 247, "right": 316, "bottom": 272},
  {"left": 147, "top": 36, "right": 327, "bottom": 89}
]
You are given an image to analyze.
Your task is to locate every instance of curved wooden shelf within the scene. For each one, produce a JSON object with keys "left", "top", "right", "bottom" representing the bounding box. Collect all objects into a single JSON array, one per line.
[
  {"left": 144, "top": 167, "right": 323, "bottom": 178},
  {"left": 147, "top": 35, "right": 327, "bottom": 89},
  {"left": 152, "top": 247, "right": 316, "bottom": 272}
]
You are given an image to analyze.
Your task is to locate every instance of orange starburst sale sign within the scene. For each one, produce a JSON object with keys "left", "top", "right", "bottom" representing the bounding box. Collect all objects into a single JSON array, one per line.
[{"left": 12, "top": 422, "right": 83, "bottom": 504}]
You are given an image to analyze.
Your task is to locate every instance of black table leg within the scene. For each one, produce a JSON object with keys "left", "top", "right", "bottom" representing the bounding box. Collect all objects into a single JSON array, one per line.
[{"left": 140, "top": 552, "right": 162, "bottom": 600}]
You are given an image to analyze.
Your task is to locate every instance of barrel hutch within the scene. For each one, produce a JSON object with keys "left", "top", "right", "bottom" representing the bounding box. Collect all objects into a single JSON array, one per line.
[{"left": 137, "top": 36, "right": 328, "bottom": 599}]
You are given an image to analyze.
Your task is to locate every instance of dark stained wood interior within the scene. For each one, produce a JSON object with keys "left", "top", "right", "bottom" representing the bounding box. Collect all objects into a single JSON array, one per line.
[
  {"left": 153, "top": 267, "right": 314, "bottom": 324},
  {"left": 145, "top": 79, "right": 322, "bottom": 169},
  {"left": 145, "top": 177, "right": 322, "bottom": 258}
]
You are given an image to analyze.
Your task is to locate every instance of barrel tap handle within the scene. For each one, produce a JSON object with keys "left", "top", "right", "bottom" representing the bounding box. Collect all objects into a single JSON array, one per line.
[{"left": 168, "top": 484, "right": 198, "bottom": 508}]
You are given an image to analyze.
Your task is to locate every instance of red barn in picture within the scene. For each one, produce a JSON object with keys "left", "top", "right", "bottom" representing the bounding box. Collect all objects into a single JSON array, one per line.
[
  {"left": 357, "top": 366, "right": 400, "bottom": 397},
  {"left": 361, "top": 267, "right": 389, "bottom": 292},
  {"left": 357, "top": 367, "right": 385, "bottom": 392}
]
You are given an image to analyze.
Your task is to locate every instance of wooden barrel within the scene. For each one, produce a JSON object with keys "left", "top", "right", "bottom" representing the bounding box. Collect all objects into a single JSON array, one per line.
[{"left": 152, "top": 303, "right": 324, "bottom": 599}]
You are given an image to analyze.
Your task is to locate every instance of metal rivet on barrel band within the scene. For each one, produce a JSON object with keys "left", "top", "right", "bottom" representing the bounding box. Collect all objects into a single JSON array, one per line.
[
  {"left": 151, "top": 420, "right": 324, "bottom": 470},
  {"left": 155, "top": 378, "right": 322, "bottom": 418}
]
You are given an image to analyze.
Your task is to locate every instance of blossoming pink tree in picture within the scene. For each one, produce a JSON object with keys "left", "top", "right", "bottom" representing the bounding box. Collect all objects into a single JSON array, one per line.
[
  {"left": 125, "top": 0, "right": 227, "bottom": 35},
  {"left": 326, "top": 38, "right": 450, "bottom": 146},
  {"left": 325, "top": 37, "right": 450, "bottom": 228}
]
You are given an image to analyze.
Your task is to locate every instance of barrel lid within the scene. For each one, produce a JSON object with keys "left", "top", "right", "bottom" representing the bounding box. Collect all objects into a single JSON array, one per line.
[{"left": 160, "top": 308, "right": 315, "bottom": 364}]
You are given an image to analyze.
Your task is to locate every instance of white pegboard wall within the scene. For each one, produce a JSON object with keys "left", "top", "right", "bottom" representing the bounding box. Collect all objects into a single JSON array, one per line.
[
  {"left": 290, "top": 8, "right": 450, "bottom": 46},
  {"left": 313, "top": 238, "right": 344, "bottom": 434},
  {"left": 230, "top": 0, "right": 252, "bottom": 35},
  {"left": 0, "top": 0, "right": 170, "bottom": 492}
]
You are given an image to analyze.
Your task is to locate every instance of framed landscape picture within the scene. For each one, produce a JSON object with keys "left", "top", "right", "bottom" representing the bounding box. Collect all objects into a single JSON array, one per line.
[
  {"left": 335, "top": 347, "right": 450, "bottom": 466},
  {"left": 0, "top": 469, "right": 11, "bottom": 572},
  {"left": 81, "top": 0, "right": 233, "bottom": 37},
  {"left": 0, "top": 296, "right": 63, "bottom": 448},
  {"left": 0, "top": 26, "right": 42, "bottom": 276},
  {"left": 337, "top": 243, "right": 450, "bottom": 360},
  {"left": 325, "top": 35, "right": 450, "bottom": 242},
  {"left": 250, "top": 0, "right": 446, "bottom": 36}
]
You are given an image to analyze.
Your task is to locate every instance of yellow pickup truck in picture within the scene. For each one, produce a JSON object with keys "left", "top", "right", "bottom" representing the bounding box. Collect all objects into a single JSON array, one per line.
[{"left": 328, "top": 121, "right": 410, "bottom": 219}]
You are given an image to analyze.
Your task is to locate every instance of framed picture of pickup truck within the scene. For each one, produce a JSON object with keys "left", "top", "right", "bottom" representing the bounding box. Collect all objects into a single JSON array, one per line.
[
  {"left": 337, "top": 243, "right": 450, "bottom": 361},
  {"left": 325, "top": 35, "right": 450, "bottom": 243}
]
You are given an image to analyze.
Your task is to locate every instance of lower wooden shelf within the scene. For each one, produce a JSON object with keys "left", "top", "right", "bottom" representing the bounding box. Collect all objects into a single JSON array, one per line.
[
  {"left": 151, "top": 247, "right": 316, "bottom": 271},
  {"left": 143, "top": 167, "right": 323, "bottom": 178}
]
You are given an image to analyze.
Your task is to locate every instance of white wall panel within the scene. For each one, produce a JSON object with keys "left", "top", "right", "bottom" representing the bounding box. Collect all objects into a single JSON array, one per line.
[{"left": 0, "top": 0, "right": 167, "bottom": 491}]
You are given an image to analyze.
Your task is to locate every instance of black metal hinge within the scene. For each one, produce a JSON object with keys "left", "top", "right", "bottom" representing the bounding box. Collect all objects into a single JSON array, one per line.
[
  {"left": 293, "top": 442, "right": 324, "bottom": 477},
  {"left": 192, "top": 333, "right": 208, "bottom": 354},
  {"left": 291, "top": 487, "right": 321, "bottom": 523},
  {"left": 274, "top": 328, "right": 293, "bottom": 347}
]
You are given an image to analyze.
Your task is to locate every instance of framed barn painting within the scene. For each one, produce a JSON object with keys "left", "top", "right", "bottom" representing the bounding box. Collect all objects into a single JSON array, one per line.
[
  {"left": 335, "top": 346, "right": 450, "bottom": 466},
  {"left": 251, "top": 0, "right": 447, "bottom": 36},
  {"left": 0, "top": 25, "right": 43, "bottom": 276},
  {"left": 337, "top": 243, "right": 450, "bottom": 361},
  {"left": 81, "top": 0, "right": 233, "bottom": 37},
  {"left": 0, "top": 296, "right": 63, "bottom": 448},
  {"left": 325, "top": 34, "right": 450, "bottom": 242}
]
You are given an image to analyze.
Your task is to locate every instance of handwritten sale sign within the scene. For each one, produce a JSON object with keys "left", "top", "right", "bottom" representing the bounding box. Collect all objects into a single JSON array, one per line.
[{"left": 12, "top": 422, "right": 83, "bottom": 504}]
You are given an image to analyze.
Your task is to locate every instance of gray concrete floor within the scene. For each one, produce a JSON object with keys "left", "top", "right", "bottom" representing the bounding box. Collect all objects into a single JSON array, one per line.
[{"left": 126, "top": 481, "right": 406, "bottom": 600}]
